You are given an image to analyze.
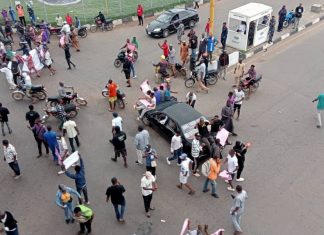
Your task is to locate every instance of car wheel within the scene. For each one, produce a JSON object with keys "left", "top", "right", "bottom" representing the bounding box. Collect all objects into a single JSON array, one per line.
[
  {"left": 142, "top": 114, "right": 151, "bottom": 126},
  {"left": 162, "top": 29, "right": 169, "bottom": 38},
  {"left": 189, "top": 20, "right": 195, "bottom": 28}
]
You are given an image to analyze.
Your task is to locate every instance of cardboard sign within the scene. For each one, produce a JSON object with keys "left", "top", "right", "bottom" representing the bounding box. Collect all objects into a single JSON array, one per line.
[
  {"left": 63, "top": 151, "right": 79, "bottom": 170},
  {"left": 216, "top": 128, "right": 229, "bottom": 146},
  {"left": 180, "top": 218, "right": 189, "bottom": 235}
]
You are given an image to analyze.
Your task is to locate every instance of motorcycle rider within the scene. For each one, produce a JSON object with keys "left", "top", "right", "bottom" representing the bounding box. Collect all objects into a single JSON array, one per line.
[
  {"left": 244, "top": 65, "right": 257, "bottom": 99},
  {"left": 95, "top": 11, "right": 106, "bottom": 30},
  {"left": 54, "top": 99, "right": 67, "bottom": 130},
  {"left": 60, "top": 21, "right": 71, "bottom": 36},
  {"left": 21, "top": 72, "right": 35, "bottom": 103},
  {"left": 58, "top": 82, "right": 73, "bottom": 103},
  {"left": 153, "top": 55, "right": 168, "bottom": 81}
]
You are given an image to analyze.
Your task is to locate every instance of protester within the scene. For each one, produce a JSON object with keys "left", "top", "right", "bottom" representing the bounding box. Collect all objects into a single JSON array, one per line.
[
  {"left": 126, "top": 49, "right": 136, "bottom": 78},
  {"left": 207, "top": 34, "right": 215, "bottom": 62},
  {"left": 166, "top": 130, "right": 183, "bottom": 165},
  {"left": 177, "top": 153, "right": 195, "bottom": 195},
  {"left": 221, "top": 101, "right": 237, "bottom": 136},
  {"left": 56, "top": 14, "right": 64, "bottom": 27},
  {"left": 23, "top": 52, "right": 41, "bottom": 77},
  {"left": 191, "top": 133, "right": 201, "bottom": 177},
  {"left": 28, "top": 119, "right": 49, "bottom": 158},
  {"left": 0, "top": 210, "right": 19, "bottom": 235},
  {"left": 158, "top": 40, "right": 169, "bottom": 59},
  {"left": 205, "top": 18, "right": 210, "bottom": 34},
  {"left": 111, "top": 112, "right": 123, "bottom": 134},
  {"left": 42, "top": 46, "right": 56, "bottom": 75},
  {"left": 122, "top": 57, "right": 131, "bottom": 87},
  {"left": 63, "top": 117, "right": 80, "bottom": 153},
  {"left": 75, "top": 16, "right": 81, "bottom": 29},
  {"left": 60, "top": 21, "right": 71, "bottom": 35},
  {"left": 65, "top": 156, "right": 90, "bottom": 204},
  {"left": 168, "top": 44, "right": 176, "bottom": 77},
  {"left": 233, "top": 141, "right": 250, "bottom": 182},
  {"left": 196, "top": 118, "right": 215, "bottom": 157},
  {"left": 106, "top": 177, "right": 126, "bottom": 223},
  {"left": 209, "top": 115, "right": 223, "bottom": 138},
  {"left": 0, "top": 103, "right": 12, "bottom": 136},
  {"left": 0, "top": 64, "right": 16, "bottom": 90},
  {"left": 197, "top": 33, "right": 207, "bottom": 61},
  {"left": 9, "top": 6, "right": 16, "bottom": 23},
  {"left": 25, "top": 105, "right": 40, "bottom": 128},
  {"left": 230, "top": 185, "right": 248, "bottom": 235},
  {"left": 233, "top": 59, "right": 245, "bottom": 87},
  {"left": 268, "top": 16, "right": 276, "bottom": 43},
  {"left": 185, "top": 91, "right": 197, "bottom": 108},
  {"left": 196, "top": 61, "right": 209, "bottom": 93},
  {"left": 218, "top": 50, "right": 229, "bottom": 80},
  {"left": 134, "top": 125, "right": 150, "bottom": 165},
  {"left": 73, "top": 205, "right": 94, "bottom": 234},
  {"left": 138, "top": 92, "right": 156, "bottom": 119},
  {"left": 221, "top": 22, "right": 228, "bottom": 50},
  {"left": 43, "top": 125, "right": 59, "bottom": 164},
  {"left": 106, "top": 79, "right": 117, "bottom": 111},
  {"left": 177, "top": 21, "right": 185, "bottom": 44},
  {"left": 224, "top": 149, "right": 238, "bottom": 191},
  {"left": 4, "top": 22, "right": 13, "bottom": 43},
  {"left": 137, "top": 4, "right": 144, "bottom": 26},
  {"left": 143, "top": 144, "right": 158, "bottom": 179},
  {"left": 312, "top": 93, "right": 324, "bottom": 128},
  {"left": 294, "top": 3, "right": 304, "bottom": 29},
  {"left": 277, "top": 5, "right": 287, "bottom": 32},
  {"left": 180, "top": 41, "right": 189, "bottom": 67},
  {"left": 65, "top": 13, "right": 73, "bottom": 26},
  {"left": 2, "top": 140, "right": 21, "bottom": 180},
  {"left": 70, "top": 26, "right": 80, "bottom": 52},
  {"left": 189, "top": 31, "right": 198, "bottom": 60},
  {"left": 141, "top": 171, "right": 157, "bottom": 218},
  {"left": 16, "top": 4, "right": 26, "bottom": 26},
  {"left": 202, "top": 155, "right": 221, "bottom": 198},
  {"left": 111, "top": 126, "right": 128, "bottom": 168},
  {"left": 27, "top": 4, "right": 35, "bottom": 25},
  {"left": 233, "top": 87, "right": 245, "bottom": 120},
  {"left": 56, "top": 134, "right": 69, "bottom": 175},
  {"left": 63, "top": 42, "right": 76, "bottom": 70},
  {"left": 55, "top": 184, "right": 81, "bottom": 224},
  {"left": 131, "top": 36, "right": 139, "bottom": 49}
]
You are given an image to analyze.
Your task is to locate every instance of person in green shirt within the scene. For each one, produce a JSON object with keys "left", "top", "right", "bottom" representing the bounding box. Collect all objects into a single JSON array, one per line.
[
  {"left": 74, "top": 205, "right": 94, "bottom": 234},
  {"left": 131, "top": 36, "right": 139, "bottom": 49},
  {"left": 312, "top": 93, "right": 324, "bottom": 128}
]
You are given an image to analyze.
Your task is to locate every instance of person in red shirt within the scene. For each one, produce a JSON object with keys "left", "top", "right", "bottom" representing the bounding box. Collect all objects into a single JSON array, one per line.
[
  {"left": 158, "top": 40, "right": 169, "bottom": 58},
  {"left": 107, "top": 79, "right": 118, "bottom": 111},
  {"left": 137, "top": 4, "right": 144, "bottom": 26},
  {"left": 205, "top": 18, "right": 210, "bottom": 34},
  {"left": 65, "top": 13, "right": 73, "bottom": 26}
]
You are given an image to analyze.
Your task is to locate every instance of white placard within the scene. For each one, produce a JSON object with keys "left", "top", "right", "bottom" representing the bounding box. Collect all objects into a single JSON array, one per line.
[
  {"left": 63, "top": 151, "right": 80, "bottom": 170},
  {"left": 216, "top": 128, "right": 229, "bottom": 146}
]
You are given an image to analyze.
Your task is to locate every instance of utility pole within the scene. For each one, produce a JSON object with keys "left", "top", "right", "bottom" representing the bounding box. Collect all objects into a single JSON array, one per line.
[{"left": 209, "top": 0, "right": 215, "bottom": 34}]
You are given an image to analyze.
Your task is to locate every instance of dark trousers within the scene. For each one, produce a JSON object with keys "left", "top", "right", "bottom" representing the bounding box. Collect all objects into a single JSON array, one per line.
[
  {"left": 36, "top": 138, "right": 49, "bottom": 155},
  {"left": 6, "top": 227, "right": 19, "bottom": 235},
  {"left": 138, "top": 16, "right": 143, "bottom": 25},
  {"left": 77, "top": 185, "right": 89, "bottom": 203},
  {"left": 8, "top": 161, "right": 21, "bottom": 176},
  {"left": 13, "top": 73, "right": 19, "bottom": 84},
  {"left": 237, "top": 157, "right": 245, "bottom": 179},
  {"left": 19, "top": 16, "right": 26, "bottom": 26},
  {"left": 146, "top": 166, "right": 156, "bottom": 176},
  {"left": 194, "top": 2, "right": 199, "bottom": 8},
  {"left": 221, "top": 39, "right": 226, "bottom": 49},
  {"left": 80, "top": 216, "right": 93, "bottom": 233},
  {"left": 278, "top": 20, "right": 284, "bottom": 31},
  {"left": 68, "top": 135, "right": 80, "bottom": 152},
  {"left": 66, "top": 56, "right": 75, "bottom": 69},
  {"left": 143, "top": 194, "right": 153, "bottom": 213}
]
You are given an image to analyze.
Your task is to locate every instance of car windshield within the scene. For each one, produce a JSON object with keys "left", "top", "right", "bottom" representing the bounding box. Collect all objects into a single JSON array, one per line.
[
  {"left": 181, "top": 117, "right": 204, "bottom": 141},
  {"left": 156, "top": 13, "right": 172, "bottom": 23}
]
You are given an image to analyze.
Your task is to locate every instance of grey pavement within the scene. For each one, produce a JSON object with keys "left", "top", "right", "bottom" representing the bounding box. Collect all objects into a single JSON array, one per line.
[{"left": 0, "top": 1, "right": 324, "bottom": 235}]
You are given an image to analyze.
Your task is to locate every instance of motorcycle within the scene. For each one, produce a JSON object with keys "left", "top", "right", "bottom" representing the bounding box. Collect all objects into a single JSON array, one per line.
[
  {"left": 114, "top": 49, "right": 139, "bottom": 68},
  {"left": 239, "top": 74, "right": 263, "bottom": 95},
  {"left": 174, "top": 63, "right": 187, "bottom": 77},
  {"left": 283, "top": 10, "right": 295, "bottom": 28},
  {"left": 41, "top": 103, "right": 79, "bottom": 123},
  {"left": 46, "top": 86, "right": 88, "bottom": 107},
  {"left": 102, "top": 86, "right": 126, "bottom": 109},
  {"left": 90, "top": 18, "right": 113, "bottom": 33},
  {"left": 12, "top": 84, "right": 47, "bottom": 101},
  {"left": 77, "top": 26, "right": 88, "bottom": 38},
  {"left": 184, "top": 68, "right": 219, "bottom": 88}
]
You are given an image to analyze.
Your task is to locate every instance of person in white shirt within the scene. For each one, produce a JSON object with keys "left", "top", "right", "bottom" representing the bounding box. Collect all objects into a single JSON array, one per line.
[
  {"left": 230, "top": 185, "right": 248, "bottom": 234},
  {"left": 2, "top": 140, "right": 21, "bottom": 179},
  {"left": 0, "top": 64, "right": 16, "bottom": 90},
  {"left": 186, "top": 91, "right": 197, "bottom": 108},
  {"left": 237, "top": 21, "right": 246, "bottom": 34},
  {"left": 224, "top": 149, "right": 238, "bottom": 191},
  {"left": 56, "top": 14, "right": 64, "bottom": 27},
  {"left": 191, "top": 133, "right": 202, "bottom": 176},
  {"left": 60, "top": 21, "right": 71, "bottom": 35},
  {"left": 141, "top": 171, "right": 157, "bottom": 218},
  {"left": 233, "top": 87, "right": 245, "bottom": 120},
  {"left": 138, "top": 92, "right": 156, "bottom": 119},
  {"left": 196, "top": 61, "right": 209, "bottom": 93},
  {"left": 62, "top": 117, "right": 80, "bottom": 152},
  {"left": 112, "top": 112, "right": 123, "bottom": 131},
  {"left": 43, "top": 46, "right": 56, "bottom": 76},
  {"left": 177, "top": 153, "right": 195, "bottom": 195},
  {"left": 166, "top": 130, "right": 183, "bottom": 165},
  {"left": 57, "top": 134, "right": 69, "bottom": 175}
]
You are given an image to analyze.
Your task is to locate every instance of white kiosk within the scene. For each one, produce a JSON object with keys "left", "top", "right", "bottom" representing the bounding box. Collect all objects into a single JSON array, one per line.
[{"left": 227, "top": 3, "right": 273, "bottom": 51}]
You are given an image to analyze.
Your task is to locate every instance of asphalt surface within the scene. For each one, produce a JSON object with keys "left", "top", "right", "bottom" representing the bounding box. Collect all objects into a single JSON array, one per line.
[{"left": 0, "top": 1, "right": 324, "bottom": 235}]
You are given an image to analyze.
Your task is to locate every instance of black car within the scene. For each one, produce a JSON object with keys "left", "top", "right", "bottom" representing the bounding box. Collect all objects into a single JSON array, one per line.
[
  {"left": 142, "top": 100, "right": 208, "bottom": 159},
  {"left": 146, "top": 8, "right": 199, "bottom": 38}
]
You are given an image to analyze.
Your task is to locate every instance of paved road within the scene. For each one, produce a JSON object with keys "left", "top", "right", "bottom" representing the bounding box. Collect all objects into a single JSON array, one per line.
[{"left": 0, "top": 1, "right": 324, "bottom": 235}]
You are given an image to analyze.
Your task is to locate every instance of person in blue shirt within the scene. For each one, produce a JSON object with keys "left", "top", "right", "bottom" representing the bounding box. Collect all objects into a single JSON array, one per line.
[
  {"left": 64, "top": 156, "right": 89, "bottom": 204},
  {"left": 207, "top": 34, "right": 215, "bottom": 62},
  {"left": 43, "top": 125, "right": 59, "bottom": 163},
  {"left": 9, "top": 6, "right": 16, "bottom": 23},
  {"left": 55, "top": 184, "right": 82, "bottom": 224},
  {"left": 221, "top": 22, "right": 228, "bottom": 50},
  {"left": 153, "top": 87, "right": 161, "bottom": 104}
]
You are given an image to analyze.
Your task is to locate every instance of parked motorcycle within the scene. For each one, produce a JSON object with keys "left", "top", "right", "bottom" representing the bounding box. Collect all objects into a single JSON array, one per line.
[
  {"left": 12, "top": 84, "right": 47, "bottom": 101},
  {"left": 174, "top": 63, "right": 187, "bottom": 77},
  {"left": 184, "top": 68, "right": 219, "bottom": 88},
  {"left": 239, "top": 74, "right": 263, "bottom": 95},
  {"left": 41, "top": 103, "right": 79, "bottom": 123},
  {"left": 77, "top": 26, "right": 88, "bottom": 38},
  {"left": 102, "top": 86, "right": 126, "bottom": 109},
  {"left": 46, "top": 86, "right": 87, "bottom": 107},
  {"left": 90, "top": 18, "right": 113, "bottom": 32},
  {"left": 114, "top": 49, "right": 139, "bottom": 68},
  {"left": 283, "top": 10, "right": 295, "bottom": 28}
]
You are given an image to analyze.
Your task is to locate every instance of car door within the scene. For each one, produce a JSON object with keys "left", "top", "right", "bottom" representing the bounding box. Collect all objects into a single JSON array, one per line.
[
  {"left": 169, "top": 14, "right": 180, "bottom": 33},
  {"left": 179, "top": 11, "right": 190, "bottom": 27},
  {"left": 150, "top": 112, "right": 172, "bottom": 140}
]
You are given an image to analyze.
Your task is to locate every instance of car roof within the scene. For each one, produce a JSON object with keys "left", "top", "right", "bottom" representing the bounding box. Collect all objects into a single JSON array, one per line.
[{"left": 161, "top": 102, "right": 203, "bottom": 126}]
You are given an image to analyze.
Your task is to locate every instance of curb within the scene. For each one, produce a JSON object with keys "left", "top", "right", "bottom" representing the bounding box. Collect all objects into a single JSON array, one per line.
[{"left": 240, "top": 15, "right": 324, "bottom": 60}]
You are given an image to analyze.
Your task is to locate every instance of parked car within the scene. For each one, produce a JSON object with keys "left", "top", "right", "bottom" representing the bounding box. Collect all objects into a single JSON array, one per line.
[
  {"left": 146, "top": 8, "right": 199, "bottom": 38},
  {"left": 141, "top": 100, "right": 208, "bottom": 160}
]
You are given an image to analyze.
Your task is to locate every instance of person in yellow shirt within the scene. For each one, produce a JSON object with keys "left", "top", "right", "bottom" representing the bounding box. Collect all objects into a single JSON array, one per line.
[
  {"left": 233, "top": 59, "right": 245, "bottom": 87},
  {"left": 202, "top": 156, "right": 221, "bottom": 198}
]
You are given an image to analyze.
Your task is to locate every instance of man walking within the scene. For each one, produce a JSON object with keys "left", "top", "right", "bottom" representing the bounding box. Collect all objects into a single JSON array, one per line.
[
  {"left": 43, "top": 125, "right": 59, "bottom": 164},
  {"left": 312, "top": 93, "right": 324, "bottom": 128},
  {"left": 224, "top": 149, "right": 239, "bottom": 191},
  {"left": 197, "top": 33, "right": 207, "bottom": 61},
  {"left": 111, "top": 112, "right": 123, "bottom": 137},
  {"left": 230, "top": 185, "right": 248, "bottom": 235},
  {"left": 0, "top": 103, "right": 12, "bottom": 137},
  {"left": 134, "top": 125, "right": 150, "bottom": 165},
  {"left": 293, "top": 3, "right": 304, "bottom": 29},
  {"left": 268, "top": 16, "right": 276, "bottom": 43},
  {"left": 202, "top": 156, "right": 221, "bottom": 198},
  {"left": 64, "top": 43, "right": 76, "bottom": 70},
  {"left": 233, "top": 87, "right": 245, "bottom": 120},
  {"left": 0, "top": 210, "right": 19, "bottom": 235},
  {"left": 221, "top": 22, "right": 228, "bottom": 50},
  {"left": 177, "top": 154, "right": 195, "bottom": 195},
  {"left": 106, "top": 177, "right": 126, "bottom": 223},
  {"left": 63, "top": 117, "right": 80, "bottom": 153},
  {"left": 218, "top": 50, "right": 229, "bottom": 80},
  {"left": 141, "top": 171, "right": 157, "bottom": 218},
  {"left": 191, "top": 133, "right": 202, "bottom": 176},
  {"left": 137, "top": 4, "right": 144, "bottom": 26},
  {"left": 166, "top": 130, "right": 183, "bottom": 166},
  {"left": 3, "top": 140, "right": 21, "bottom": 180},
  {"left": 28, "top": 119, "right": 49, "bottom": 158},
  {"left": 233, "top": 59, "right": 245, "bottom": 87},
  {"left": 189, "top": 31, "right": 198, "bottom": 60},
  {"left": 65, "top": 156, "right": 90, "bottom": 204},
  {"left": 107, "top": 79, "right": 118, "bottom": 111},
  {"left": 233, "top": 141, "right": 250, "bottom": 182},
  {"left": 176, "top": 21, "right": 185, "bottom": 44},
  {"left": 25, "top": 105, "right": 40, "bottom": 128},
  {"left": 277, "top": 5, "right": 287, "bottom": 32},
  {"left": 0, "top": 64, "right": 16, "bottom": 90},
  {"left": 73, "top": 204, "right": 94, "bottom": 234},
  {"left": 111, "top": 126, "right": 128, "bottom": 168}
]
